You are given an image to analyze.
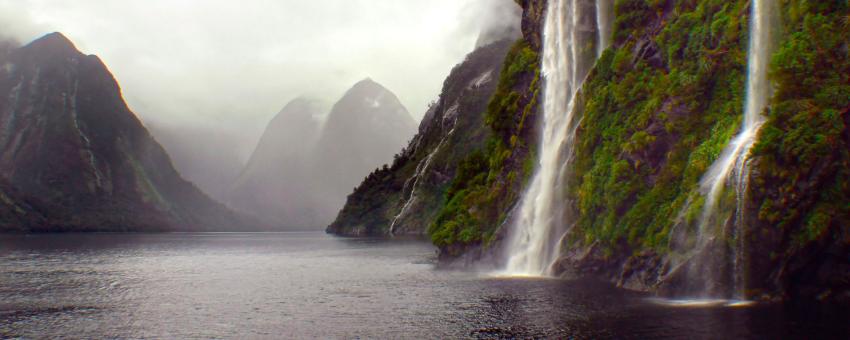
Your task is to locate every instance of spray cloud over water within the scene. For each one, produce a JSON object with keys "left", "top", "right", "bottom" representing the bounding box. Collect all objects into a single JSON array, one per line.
[{"left": 670, "top": 0, "right": 777, "bottom": 299}]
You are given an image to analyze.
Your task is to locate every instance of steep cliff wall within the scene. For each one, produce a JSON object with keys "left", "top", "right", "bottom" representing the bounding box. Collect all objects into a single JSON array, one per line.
[
  {"left": 554, "top": 0, "right": 849, "bottom": 301},
  {"left": 427, "top": 12, "right": 544, "bottom": 257},
  {"left": 744, "top": 1, "right": 850, "bottom": 300},
  {"left": 435, "top": 0, "right": 848, "bottom": 300}
]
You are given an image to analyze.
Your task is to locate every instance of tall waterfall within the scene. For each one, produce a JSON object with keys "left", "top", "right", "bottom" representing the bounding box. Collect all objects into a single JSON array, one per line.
[
  {"left": 502, "top": 0, "right": 609, "bottom": 276},
  {"left": 682, "top": 0, "right": 775, "bottom": 297}
]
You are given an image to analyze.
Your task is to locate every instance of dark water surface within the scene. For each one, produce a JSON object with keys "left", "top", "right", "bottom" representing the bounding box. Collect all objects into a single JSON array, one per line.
[{"left": 1, "top": 233, "right": 848, "bottom": 339}]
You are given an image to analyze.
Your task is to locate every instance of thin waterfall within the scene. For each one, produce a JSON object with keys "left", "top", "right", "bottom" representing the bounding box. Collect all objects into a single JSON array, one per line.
[
  {"left": 502, "top": 0, "right": 609, "bottom": 276},
  {"left": 389, "top": 115, "right": 458, "bottom": 235},
  {"left": 596, "top": 0, "right": 614, "bottom": 57},
  {"left": 681, "top": 0, "right": 775, "bottom": 297}
]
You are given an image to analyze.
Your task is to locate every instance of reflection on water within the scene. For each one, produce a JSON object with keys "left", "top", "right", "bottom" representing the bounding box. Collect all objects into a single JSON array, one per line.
[
  {"left": 0, "top": 233, "right": 848, "bottom": 339},
  {"left": 646, "top": 298, "right": 757, "bottom": 308}
]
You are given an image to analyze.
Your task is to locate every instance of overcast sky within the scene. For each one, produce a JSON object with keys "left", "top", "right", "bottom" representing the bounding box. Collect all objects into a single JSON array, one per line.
[{"left": 0, "top": 0, "right": 520, "bottom": 159}]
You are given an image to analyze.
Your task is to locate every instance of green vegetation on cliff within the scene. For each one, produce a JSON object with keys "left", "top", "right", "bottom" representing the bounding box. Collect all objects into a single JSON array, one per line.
[
  {"left": 428, "top": 0, "right": 848, "bottom": 299},
  {"left": 571, "top": 0, "right": 750, "bottom": 251},
  {"left": 429, "top": 41, "right": 541, "bottom": 254},
  {"left": 429, "top": 0, "right": 758, "bottom": 255},
  {"left": 750, "top": 0, "right": 849, "bottom": 255}
]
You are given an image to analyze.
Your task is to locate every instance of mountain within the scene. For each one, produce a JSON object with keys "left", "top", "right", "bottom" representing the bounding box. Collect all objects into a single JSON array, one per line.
[
  {"left": 0, "top": 40, "right": 16, "bottom": 60},
  {"left": 327, "top": 39, "right": 514, "bottom": 236},
  {"left": 228, "top": 97, "right": 323, "bottom": 228},
  {"left": 0, "top": 32, "right": 265, "bottom": 232},
  {"left": 227, "top": 80, "right": 415, "bottom": 229},
  {"left": 311, "top": 79, "right": 417, "bottom": 225}
]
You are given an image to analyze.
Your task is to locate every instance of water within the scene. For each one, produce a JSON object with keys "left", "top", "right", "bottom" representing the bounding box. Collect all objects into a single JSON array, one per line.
[
  {"left": 596, "top": 0, "right": 614, "bottom": 56},
  {"left": 1, "top": 233, "right": 848, "bottom": 339},
  {"left": 503, "top": 0, "right": 609, "bottom": 276},
  {"left": 683, "top": 0, "right": 775, "bottom": 298}
]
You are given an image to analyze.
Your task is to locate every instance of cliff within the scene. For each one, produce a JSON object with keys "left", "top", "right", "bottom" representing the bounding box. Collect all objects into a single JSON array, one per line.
[{"left": 429, "top": 0, "right": 849, "bottom": 301}]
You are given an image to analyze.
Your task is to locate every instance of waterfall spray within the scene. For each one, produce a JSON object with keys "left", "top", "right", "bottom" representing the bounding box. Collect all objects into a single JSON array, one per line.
[
  {"left": 502, "top": 0, "right": 609, "bottom": 276},
  {"left": 680, "top": 0, "right": 775, "bottom": 297}
]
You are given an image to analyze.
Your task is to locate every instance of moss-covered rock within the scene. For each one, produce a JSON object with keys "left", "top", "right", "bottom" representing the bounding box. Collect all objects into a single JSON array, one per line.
[
  {"left": 744, "top": 0, "right": 850, "bottom": 300},
  {"left": 428, "top": 39, "right": 542, "bottom": 257}
]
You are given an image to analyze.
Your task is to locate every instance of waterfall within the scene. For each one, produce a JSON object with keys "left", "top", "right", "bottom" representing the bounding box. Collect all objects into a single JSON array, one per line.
[
  {"left": 596, "top": 0, "right": 614, "bottom": 57},
  {"left": 389, "top": 115, "right": 458, "bottom": 235},
  {"left": 680, "top": 0, "right": 775, "bottom": 297},
  {"left": 502, "top": 0, "right": 609, "bottom": 276}
]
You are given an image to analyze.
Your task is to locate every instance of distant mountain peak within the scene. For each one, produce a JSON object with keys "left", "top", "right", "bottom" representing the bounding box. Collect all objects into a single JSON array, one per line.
[
  {"left": 23, "top": 32, "right": 80, "bottom": 54},
  {"left": 280, "top": 96, "right": 320, "bottom": 114},
  {"left": 336, "top": 79, "right": 412, "bottom": 120},
  {"left": 350, "top": 77, "right": 387, "bottom": 93}
]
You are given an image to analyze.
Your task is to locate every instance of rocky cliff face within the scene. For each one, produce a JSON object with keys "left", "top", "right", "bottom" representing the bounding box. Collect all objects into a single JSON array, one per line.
[
  {"left": 742, "top": 2, "right": 850, "bottom": 300},
  {"left": 425, "top": 1, "right": 544, "bottom": 258},
  {"left": 548, "top": 0, "right": 849, "bottom": 302},
  {"left": 327, "top": 40, "right": 514, "bottom": 236},
  {"left": 0, "top": 33, "right": 264, "bottom": 232},
  {"left": 423, "top": 0, "right": 848, "bottom": 301}
]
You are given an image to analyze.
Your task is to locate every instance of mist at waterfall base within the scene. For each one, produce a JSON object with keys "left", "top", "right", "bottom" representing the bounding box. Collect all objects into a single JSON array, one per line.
[
  {"left": 667, "top": 0, "right": 777, "bottom": 300},
  {"left": 3, "top": 233, "right": 849, "bottom": 339},
  {"left": 498, "top": 0, "right": 777, "bottom": 304}
]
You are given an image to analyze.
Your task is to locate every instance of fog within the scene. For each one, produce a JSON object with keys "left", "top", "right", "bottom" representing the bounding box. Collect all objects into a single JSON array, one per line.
[{"left": 0, "top": 0, "right": 521, "bottom": 204}]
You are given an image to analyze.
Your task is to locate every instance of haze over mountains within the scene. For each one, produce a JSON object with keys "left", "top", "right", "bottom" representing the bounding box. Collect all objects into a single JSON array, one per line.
[
  {"left": 229, "top": 80, "right": 416, "bottom": 229},
  {"left": 0, "top": 0, "right": 521, "bottom": 231},
  {"left": 228, "top": 98, "right": 323, "bottom": 228},
  {"left": 0, "top": 0, "right": 526, "bottom": 200},
  {"left": 0, "top": 33, "right": 263, "bottom": 231},
  {"left": 148, "top": 123, "right": 245, "bottom": 201}
]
